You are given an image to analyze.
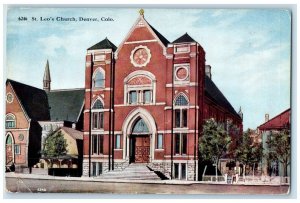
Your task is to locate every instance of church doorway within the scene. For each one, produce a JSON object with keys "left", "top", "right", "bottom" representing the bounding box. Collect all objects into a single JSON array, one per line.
[{"left": 129, "top": 117, "right": 150, "bottom": 163}]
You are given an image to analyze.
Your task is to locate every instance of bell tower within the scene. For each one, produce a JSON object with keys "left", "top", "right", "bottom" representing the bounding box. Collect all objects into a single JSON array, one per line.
[{"left": 43, "top": 60, "right": 51, "bottom": 92}]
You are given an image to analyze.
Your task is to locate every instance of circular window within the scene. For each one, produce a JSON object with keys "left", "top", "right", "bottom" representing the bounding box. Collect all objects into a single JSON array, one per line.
[
  {"left": 18, "top": 134, "right": 24, "bottom": 141},
  {"left": 6, "top": 93, "right": 14, "bottom": 103},
  {"left": 176, "top": 66, "right": 189, "bottom": 81},
  {"left": 130, "top": 46, "right": 151, "bottom": 67}
]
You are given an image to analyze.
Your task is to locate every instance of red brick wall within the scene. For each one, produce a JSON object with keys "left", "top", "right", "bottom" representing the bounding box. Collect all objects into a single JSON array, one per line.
[{"left": 6, "top": 83, "right": 29, "bottom": 166}]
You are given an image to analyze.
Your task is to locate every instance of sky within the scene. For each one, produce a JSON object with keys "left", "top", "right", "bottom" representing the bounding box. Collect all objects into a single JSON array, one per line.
[{"left": 5, "top": 7, "right": 291, "bottom": 130}]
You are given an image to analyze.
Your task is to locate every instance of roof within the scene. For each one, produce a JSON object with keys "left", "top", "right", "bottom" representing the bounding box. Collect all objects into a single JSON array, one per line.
[
  {"left": 7, "top": 79, "right": 50, "bottom": 121},
  {"left": 147, "top": 22, "right": 170, "bottom": 46},
  {"left": 87, "top": 37, "right": 117, "bottom": 51},
  {"left": 173, "top": 33, "right": 197, "bottom": 43},
  {"left": 60, "top": 127, "right": 83, "bottom": 140},
  {"left": 47, "top": 89, "right": 85, "bottom": 122},
  {"left": 258, "top": 108, "right": 291, "bottom": 131},
  {"left": 204, "top": 76, "right": 240, "bottom": 118}
]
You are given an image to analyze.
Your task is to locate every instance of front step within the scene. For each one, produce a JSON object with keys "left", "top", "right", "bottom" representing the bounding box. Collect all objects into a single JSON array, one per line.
[{"left": 98, "top": 163, "right": 161, "bottom": 180}]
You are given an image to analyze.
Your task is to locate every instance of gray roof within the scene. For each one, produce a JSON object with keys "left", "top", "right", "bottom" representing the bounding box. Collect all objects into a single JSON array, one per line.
[
  {"left": 204, "top": 76, "right": 240, "bottom": 118},
  {"left": 47, "top": 89, "right": 85, "bottom": 122},
  {"left": 7, "top": 79, "right": 50, "bottom": 121},
  {"left": 88, "top": 37, "right": 117, "bottom": 51},
  {"left": 173, "top": 33, "right": 197, "bottom": 43}
]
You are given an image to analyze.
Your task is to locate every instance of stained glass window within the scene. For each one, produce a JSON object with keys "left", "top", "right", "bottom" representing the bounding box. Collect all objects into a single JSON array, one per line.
[
  {"left": 92, "top": 100, "right": 104, "bottom": 109},
  {"left": 175, "top": 95, "right": 188, "bottom": 106},
  {"left": 132, "top": 118, "right": 149, "bottom": 133}
]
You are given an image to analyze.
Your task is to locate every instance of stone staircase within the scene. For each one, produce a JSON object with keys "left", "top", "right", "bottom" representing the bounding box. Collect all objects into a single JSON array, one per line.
[{"left": 98, "top": 163, "right": 161, "bottom": 180}]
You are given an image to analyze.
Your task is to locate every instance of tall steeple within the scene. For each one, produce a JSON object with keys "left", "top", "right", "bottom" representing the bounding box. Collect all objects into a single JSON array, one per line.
[
  {"left": 238, "top": 106, "right": 243, "bottom": 120},
  {"left": 43, "top": 60, "right": 51, "bottom": 92}
]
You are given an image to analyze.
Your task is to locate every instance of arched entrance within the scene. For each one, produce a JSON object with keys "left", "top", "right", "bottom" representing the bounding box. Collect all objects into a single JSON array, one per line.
[
  {"left": 129, "top": 117, "right": 150, "bottom": 163},
  {"left": 6, "top": 133, "right": 14, "bottom": 166},
  {"left": 122, "top": 108, "right": 157, "bottom": 163}
]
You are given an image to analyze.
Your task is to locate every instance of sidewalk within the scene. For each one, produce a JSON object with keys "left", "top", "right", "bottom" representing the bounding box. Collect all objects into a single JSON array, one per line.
[{"left": 5, "top": 172, "right": 289, "bottom": 186}]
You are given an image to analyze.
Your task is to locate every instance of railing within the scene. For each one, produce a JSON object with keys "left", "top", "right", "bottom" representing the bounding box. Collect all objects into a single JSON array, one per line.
[{"left": 202, "top": 175, "right": 225, "bottom": 182}]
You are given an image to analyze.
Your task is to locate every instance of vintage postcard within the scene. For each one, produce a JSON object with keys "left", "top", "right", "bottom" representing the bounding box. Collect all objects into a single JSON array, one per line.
[{"left": 4, "top": 6, "right": 291, "bottom": 195}]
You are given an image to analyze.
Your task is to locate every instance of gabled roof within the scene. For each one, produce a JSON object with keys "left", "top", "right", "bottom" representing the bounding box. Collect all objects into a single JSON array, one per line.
[
  {"left": 47, "top": 89, "right": 85, "bottom": 122},
  {"left": 173, "top": 33, "right": 197, "bottom": 44},
  {"left": 7, "top": 79, "right": 50, "bottom": 121},
  {"left": 204, "top": 76, "right": 240, "bottom": 118},
  {"left": 115, "top": 15, "right": 169, "bottom": 56},
  {"left": 87, "top": 37, "right": 117, "bottom": 51},
  {"left": 60, "top": 127, "right": 83, "bottom": 140},
  {"left": 258, "top": 108, "right": 291, "bottom": 131},
  {"left": 147, "top": 22, "right": 170, "bottom": 46}
]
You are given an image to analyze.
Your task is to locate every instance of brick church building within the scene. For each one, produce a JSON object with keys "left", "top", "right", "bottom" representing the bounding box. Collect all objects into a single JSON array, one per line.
[{"left": 82, "top": 10, "right": 243, "bottom": 180}]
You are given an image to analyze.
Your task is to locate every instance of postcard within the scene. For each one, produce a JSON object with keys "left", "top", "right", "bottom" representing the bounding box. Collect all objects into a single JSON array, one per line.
[{"left": 4, "top": 6, "right": 291, "bottom": 194}]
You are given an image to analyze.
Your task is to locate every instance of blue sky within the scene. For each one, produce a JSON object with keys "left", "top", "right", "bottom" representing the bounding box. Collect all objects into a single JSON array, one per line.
[{"left": 5, "top": 7, "right": 291, "bottom": 130}]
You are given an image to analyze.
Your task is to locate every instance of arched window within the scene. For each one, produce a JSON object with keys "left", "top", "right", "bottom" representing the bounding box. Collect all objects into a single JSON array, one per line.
[
  {"left": 124, "top": 71, "right": 156, "bottom": 105},
  {"left": 6, "top": 135, "right": 13, "bottom": 145},
  {"left": 93, "top": 69, "right": 105, "bottom": 88},
  {"left": 92, "top": 100, "right": 104, "bottom": 109},
  {"left": 6, "top": 114, "right": 16, "bottom": 129},
  {"left": 174, "top": 94, "right": 188, "bottom": 128},
  {"left": 175, "top": 94, "right": 189, "bottom": 106},
  {"left": 92, "top": 99, "right": 104, "bottom": 129},
  {"left": 132, "top": 118, "right": 149, "bottom": 134}
]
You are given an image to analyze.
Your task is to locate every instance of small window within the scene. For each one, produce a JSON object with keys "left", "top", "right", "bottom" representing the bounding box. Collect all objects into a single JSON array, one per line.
[
  {"left": 174, "top": 163, "right": 179, "bottom": 179},
  {"left": 92, "top": 100, "right": 104, "bottom": 109},
  {"left": 92, "top": 162, "right": 97, "bottom": 176},
  {"left": 92, "top": 112, "right": 104, "bottom": 129},
  {"left": 181, "top": 163, "right": 187, "bottom": 180},
  {"left": 173, "top": 163, "right": 187, "bottom": 180},
  {"left": 91, "top": 134, "right": 104, "bottom": 155},
  {"left": 175, "top": 95, "right": 188, "bottom": 106},
  {"left": 157, "top": 134, "right": 163, "bottom": 149},
  {"left": 93, "top": 70, "right": 105, "bottom": 88},
  {"left": 92, "top": 162, "right": 103, "bottom": 177},
  {"left": 5, "top": 114, "right": 16, "bottom": 129},
  {"left": 175, "top": 133, "right": 187, "bottom": 155},
  {"left": 129, "top": 91, "right": 137, "bottom": 104},
  {"left": 115, "top": 134, "right": 121, "bottom": 149},
  {"left": 174, "top": 109, "right": 187, "bottom": 128},
  {"left": 143, "top": 90, "right": 151, "bottom": 103},
  {"left": 14, "top": 145, "right": 20, "bottom": 154}
]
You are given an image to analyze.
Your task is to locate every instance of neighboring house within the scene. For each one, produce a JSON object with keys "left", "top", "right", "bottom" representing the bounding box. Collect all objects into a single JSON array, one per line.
[
  {"left": 40, "top": 127, "right": 83, "bottom": 177},
  {"left": 5, "top": 80, "right": 50, "bottom": 172},
  {"left": 258, "top": 108, "right": 291, "bottom": 177},
  {"left": 82, "top": 10, "right": 243, "bottom": 180},
  {"left": 5, "top": 61, "right": 85, "bottom": 173}
]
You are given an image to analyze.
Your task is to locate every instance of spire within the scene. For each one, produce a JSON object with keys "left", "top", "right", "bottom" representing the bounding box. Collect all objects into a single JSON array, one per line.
[
  {"left": 238, "top": 106, "right": 243, "bottom": 120},
  {"left": 43, "top": 60, "right": 51, "bottom": 92}
]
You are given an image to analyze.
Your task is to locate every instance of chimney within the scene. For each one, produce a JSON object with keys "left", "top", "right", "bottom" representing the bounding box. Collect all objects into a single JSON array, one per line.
[
  {"left": 205, "top": 65, "right": 212, "bottom": 79},
  {"left": 265, "top": 114, "right": 269, "bottom": 122}
]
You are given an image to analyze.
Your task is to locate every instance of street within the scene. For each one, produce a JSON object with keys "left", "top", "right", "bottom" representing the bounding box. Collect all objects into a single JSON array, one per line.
[{"left": 5, "top": 175, "right": 289, "bottom": 194}]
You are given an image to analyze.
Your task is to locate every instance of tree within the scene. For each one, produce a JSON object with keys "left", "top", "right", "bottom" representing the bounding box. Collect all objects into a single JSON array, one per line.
[
  {"left": 235, "top": 129, "right": 263, "bottom": 180},
  {"left": 199, "top": 118, "right": 232, "bottom": 181},
  {"left": 42, "top": 130, "right": 68, "bottom": 160},
  {"left": 266, "top": 130, "right": 290, "bottom": 177}
]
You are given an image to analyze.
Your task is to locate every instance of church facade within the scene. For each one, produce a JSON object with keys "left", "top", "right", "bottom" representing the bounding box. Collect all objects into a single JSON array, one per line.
[{"left": 82, "top": 11, "right": 243, "bottom": 180}]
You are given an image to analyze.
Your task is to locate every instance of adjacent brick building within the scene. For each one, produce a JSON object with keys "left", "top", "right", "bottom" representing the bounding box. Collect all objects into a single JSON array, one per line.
[{"left": 82, "top": 11, "right": 243, "bottom": 180}]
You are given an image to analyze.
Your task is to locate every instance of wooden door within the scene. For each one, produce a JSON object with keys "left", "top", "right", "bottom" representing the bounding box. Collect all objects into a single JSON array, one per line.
[{"left": 134, "top": 135, "right": 150, "bottom": 163}]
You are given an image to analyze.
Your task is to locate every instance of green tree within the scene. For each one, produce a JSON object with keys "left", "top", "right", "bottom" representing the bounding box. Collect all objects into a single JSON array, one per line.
[
  {"left": 266, "top": 130, "right": 290, "bottom": 177},
  {"left": 235, "top": 129, "right": 263, "bottom": 180},
  {"left": 42, "top": 131, "right": 68, "bottom": 159},
  {"left": 199, "top": 118, "right": 232, "bottom": 181}
]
